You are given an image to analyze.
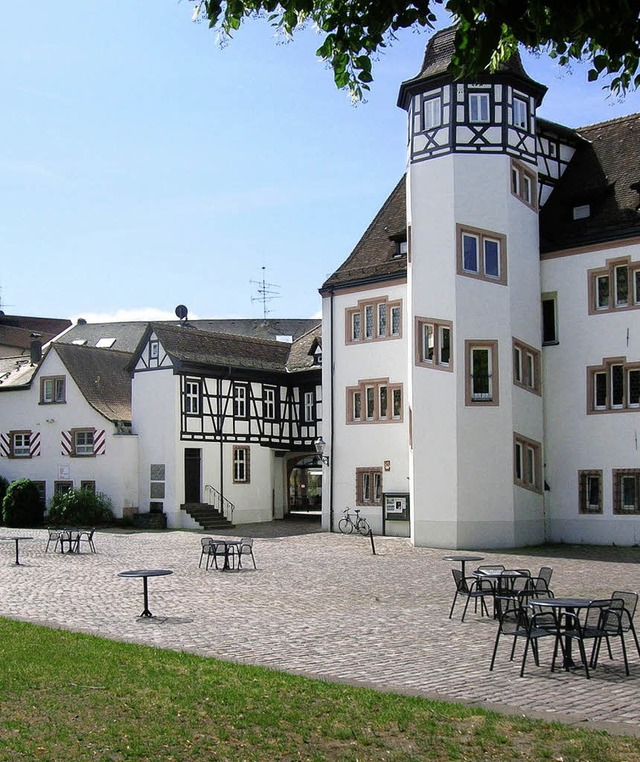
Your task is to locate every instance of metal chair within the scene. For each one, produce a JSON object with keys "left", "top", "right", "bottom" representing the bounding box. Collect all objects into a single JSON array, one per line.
[
  {"left": 237, "top": 538, "right": 256, "bottom": 569},
  {"left": 45, "top": 528, "right": 64, "bottom": 553},
  {"left": 552, "top": 599, "right": 612, "bottom": 678},
  {"left": 490, "top": 593, "right": 562, "bottom": 677},
  {"left": 199, "top": 537, "right": 215, "bottom": 569},
  {"left": 449, "top": 569, "right": 494, "bottom": 621},
  {"left": 592, "top": 592, "right": 640, "bottom": 675},
  {"left": 76, "top": 528, "right": 96, "bottom": 553},
  {"left": 538, "top": 566, "right": 553, "bottom": 588}
]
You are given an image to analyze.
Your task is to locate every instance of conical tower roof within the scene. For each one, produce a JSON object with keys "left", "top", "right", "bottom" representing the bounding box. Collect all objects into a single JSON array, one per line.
[{"left": 398, "top": 26, "right": 546, "bottom": 109}]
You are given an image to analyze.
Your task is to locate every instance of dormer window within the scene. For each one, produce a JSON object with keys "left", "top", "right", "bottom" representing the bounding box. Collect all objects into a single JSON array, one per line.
[
  {"left": 394, "top": 240, "right": 408, "bottom": 258},
  {"left": 573, "top": 204, "right": 591, "bottom": 220}
]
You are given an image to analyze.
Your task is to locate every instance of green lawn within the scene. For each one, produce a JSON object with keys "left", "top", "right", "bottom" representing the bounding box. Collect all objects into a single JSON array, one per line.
[{"left": 0, "top": 618, "right": 639, "bottom": 761}]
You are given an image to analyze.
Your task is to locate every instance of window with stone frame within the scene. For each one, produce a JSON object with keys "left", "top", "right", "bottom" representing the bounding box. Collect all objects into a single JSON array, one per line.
[
  {"left": 356, "top": 467, "right": 383, "bottom": 506},
  {"left": 72, "top": 429, "right": 95, "bottom": 457},
  {"left": 345, "top": 297, "right": 402, "bottom": 344},
  {"left": 588, "top": 357, "right": 640, "bottom": 413},
  {"left": 40, "top": 376, "right": 66, "bottom": 404},
  {"left": 613, "top": 469, "right": 640, "bottom": 514},
  {"left": 513, "top": 433, "right": 542, "bottom": 494},
  {"left": 10, "top": 431, "right": 31, "bottom": 458},
  {"left": 510, "top": 158, "right": 537, "bottom": 209},
  {"left": 465, "top": 341, "right": 499, "bottom": 405},
  {"left": 346, "top": 379, "right": 403, "bottom": 424},
  {"left": 415, "top": 317, "right": 453, "bottom": 371},
  {"left": 578, "top": 470, "right": 603, "bottom": 514},
  {"left": 233, "top": 445, "right": 250, "bottom": 483},
  {"left": 513, "top": 338, "right": 542, "bottom": 396},
  {"left": 589, "top": 257, "right": 640, "bottom": 315},
  {"left": 457, "top": 225, "right": 507, "bottom": 285}
]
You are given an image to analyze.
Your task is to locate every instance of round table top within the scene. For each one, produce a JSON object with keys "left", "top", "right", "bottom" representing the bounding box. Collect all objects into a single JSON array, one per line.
[
  {"left": 443, "top": 555, "right": 485, "bottom": 562},
  {"left": 533, "top": 597, "right": 596, "bottom": 608},
  {"left": 118, "top": 569, "right": 173, "bottom": 579},
  {"left": 0, "top": 536, "right": 33, "bottom": 541}
]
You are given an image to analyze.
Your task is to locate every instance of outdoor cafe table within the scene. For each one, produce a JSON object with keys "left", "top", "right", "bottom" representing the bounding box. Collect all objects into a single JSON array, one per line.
[
  {"left": 442, "top": 555, "right": 485, "bottom": 577},
  {"left": 533, "top": 597, "right": 603, "bottom": 670},
  {"left": 214, "top": 539, "right": 242, "bottom": 571},
  {"left": 0, "top": 536, "right": 33, "bottom": 565},
  {"left": 473, "top": 569, "right": 529, "bottom": 618},
  {"left": 118, "top": 569, "right": 173, "bottom": 618}
]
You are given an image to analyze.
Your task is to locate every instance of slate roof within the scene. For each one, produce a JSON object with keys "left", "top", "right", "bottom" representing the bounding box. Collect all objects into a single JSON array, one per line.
[
  {"left": 56, "top": 318, "right": 320, "bottom": 353},
  {"left": 321, "top": 175, "right": 408, "bottom": 291},
  {"left": 148, "top": 323, "right": 294, "bottom": 375},
  {"left": 286, "top": 324, "right": 322, "bottom": 373},
  {"left": 51, "top": 344, "right": 133, "bottom": 422},
  {"left": 540, "top": 113, "right": 640, "bottom": 252},
  {"left": 398, "top": 26, "right": 546, "bottom": 108},
  {"left": 0, "top": 314, "right": 71, "bottom": 354}
]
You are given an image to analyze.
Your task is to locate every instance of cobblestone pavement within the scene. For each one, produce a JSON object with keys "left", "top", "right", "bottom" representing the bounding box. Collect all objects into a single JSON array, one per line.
[{"left": 1, "top": 522, "right": 640, "bottom": 734}]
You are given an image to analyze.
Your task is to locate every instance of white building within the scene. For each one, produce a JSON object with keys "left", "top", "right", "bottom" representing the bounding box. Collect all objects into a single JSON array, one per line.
[
  {"left": 0, "top": 320, "right": 322, "bottom": 529},
  {"left": 321, "top": 27, "right": 640, "bottom": 548}
]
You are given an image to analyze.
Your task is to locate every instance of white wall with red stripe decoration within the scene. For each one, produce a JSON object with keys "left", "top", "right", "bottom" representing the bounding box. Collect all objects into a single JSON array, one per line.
[
  {"left": 60, "top": 429, "right": 106, "bottom": 456},
  {"left": 0, "top": 431, "right": 41, "bottom": 458}
]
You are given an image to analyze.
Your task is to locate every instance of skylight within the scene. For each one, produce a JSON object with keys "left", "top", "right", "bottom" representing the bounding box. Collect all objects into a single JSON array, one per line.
[{"left": 96, "top": 338, "right": 116, "bottom": 348}]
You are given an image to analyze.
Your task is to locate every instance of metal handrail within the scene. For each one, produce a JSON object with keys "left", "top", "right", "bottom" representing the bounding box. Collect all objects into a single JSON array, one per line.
[{"left": 204, "top": 484, "right": 235, "bottom": 523}]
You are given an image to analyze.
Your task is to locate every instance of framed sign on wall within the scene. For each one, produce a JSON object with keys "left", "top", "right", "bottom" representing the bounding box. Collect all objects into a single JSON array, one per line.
[{"left": 384, "top": 493, "right": 410, "bottom": 522}]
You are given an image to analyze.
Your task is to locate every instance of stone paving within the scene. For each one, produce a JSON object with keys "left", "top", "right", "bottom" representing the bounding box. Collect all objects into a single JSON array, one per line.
[{"left": 1, "top": 522, "right": 640, "bottom": 735}]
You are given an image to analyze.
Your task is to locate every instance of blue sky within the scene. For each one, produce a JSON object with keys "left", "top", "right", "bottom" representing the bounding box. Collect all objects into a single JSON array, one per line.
[{"left": 2, "top": 3, "right": 640, "bottom": 324}]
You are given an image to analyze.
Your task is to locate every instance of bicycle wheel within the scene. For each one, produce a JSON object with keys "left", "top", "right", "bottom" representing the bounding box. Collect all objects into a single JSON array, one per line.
[
  {"left": 357, "top": 518, "right": 370, "bottom": 535},
  {"left": 338, "top": 518, "right": 353, "bottom": 534}
]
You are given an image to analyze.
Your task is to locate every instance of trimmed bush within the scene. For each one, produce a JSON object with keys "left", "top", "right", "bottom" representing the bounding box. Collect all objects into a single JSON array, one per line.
[
  {"left": 47, "top": 488, "right": 114, "bottom": 527},
  {"left": 2, "top": 478, "right": 45, "bottom": 528}
]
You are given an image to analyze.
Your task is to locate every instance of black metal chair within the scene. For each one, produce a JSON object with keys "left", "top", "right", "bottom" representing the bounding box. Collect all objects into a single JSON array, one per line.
[
  {"left": 237, "top": 538, "right": 256, "bottom": 569},
  {"left": 45, "top": 528, "right": 64, "bottom": 553},
  {"left": 76, "top": 528, "right": 96, "bottom": 553},
  {"left": 449, "top": 569, "right": 494, "bottom": 621},
  {"left": 591, "top": 592, "right": 640, "bottom": 675},
  {"left": 200, "top": 537, "right": 227, "bottom": 570},
  {"left": 552, "top": 599, "right": 612, "bottom": 679},
  {"left": 537, "top": 566, "right": 553, "bottom": 589},
  {"left": 490, "top": 594, "right": 562, "bottom": 677}
]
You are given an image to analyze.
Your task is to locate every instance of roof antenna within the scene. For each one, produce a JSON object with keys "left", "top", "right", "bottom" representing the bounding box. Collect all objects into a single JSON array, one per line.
[
  {"left": 250, "top": 267, "right": 280, "bottom": 319},
  {"left": 175, "top": 304, "right": 189, "bottom": 325}
]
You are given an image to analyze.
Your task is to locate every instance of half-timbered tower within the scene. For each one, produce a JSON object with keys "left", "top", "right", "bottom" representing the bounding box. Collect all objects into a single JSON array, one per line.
[{"left": 321, "top": 26, "right": 640, "bottom": 548}]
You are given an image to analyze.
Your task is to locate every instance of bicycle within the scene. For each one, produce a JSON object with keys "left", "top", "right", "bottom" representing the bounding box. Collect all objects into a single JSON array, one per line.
[{"left": 338, "top": 508, "right": 370, "bottom": 535}]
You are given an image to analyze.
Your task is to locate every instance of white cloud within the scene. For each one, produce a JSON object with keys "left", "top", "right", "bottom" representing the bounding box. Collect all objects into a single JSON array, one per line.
[{"left": 69, "top": 307, "right": 201, "bottom": 324}]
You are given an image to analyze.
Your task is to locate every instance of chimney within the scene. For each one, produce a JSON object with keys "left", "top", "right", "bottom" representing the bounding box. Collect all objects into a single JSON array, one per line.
[{"left": 30, "top": 334, "right": 42, "bottom": 364}]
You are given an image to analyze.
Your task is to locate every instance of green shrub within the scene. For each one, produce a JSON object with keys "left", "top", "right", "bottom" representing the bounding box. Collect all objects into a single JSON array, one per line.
[
  {"left": 0, "top": 476, "right": 9, "bottom": 525},
  {"left": 47, "top": 488, "right": 114, "bottom": 527},
  {"left": 2, "top": 478, "right": 45, "bottom": 528}
]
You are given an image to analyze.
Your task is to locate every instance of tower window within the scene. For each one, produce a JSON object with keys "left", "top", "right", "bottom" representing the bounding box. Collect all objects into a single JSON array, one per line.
[
  {"left": 513, "top": 97, "right": 528, "bottom": 130},
  {"left": 423, "top": 95, "right": 442, "bottom": 130},
  {"left": 468, "top": 92, "right": 490, "bottom": 123}
]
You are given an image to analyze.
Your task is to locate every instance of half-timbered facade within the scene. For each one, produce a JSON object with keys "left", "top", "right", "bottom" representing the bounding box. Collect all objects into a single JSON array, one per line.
[
  {"left": 130, "top": 322, "right": 322, "bottom": 528},
  {"left": 320, "top": 26, "right": 640, "bottom": 548}
]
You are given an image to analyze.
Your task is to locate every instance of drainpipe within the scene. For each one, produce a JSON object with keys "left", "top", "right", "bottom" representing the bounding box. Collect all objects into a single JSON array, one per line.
[{"left": 329, "top": 289, "right": 335, "bottom": 532}]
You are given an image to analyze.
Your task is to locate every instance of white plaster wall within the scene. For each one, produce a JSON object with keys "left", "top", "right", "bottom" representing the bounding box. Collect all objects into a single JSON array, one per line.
[
  {"left": 409, "top": 156, "right": 459, "bottom": 548},
  {"left": 322, "top": 282, "right": 409, "bottom": 535},
  {"left": 408, "top": 153, "right": 545, "bottom": 549},
  {"left": 542, "top": 242, "right": 640, "bottom": 544},
  {"left": 132, "top": 367, "right": 180, "bottom": 525},
  {"left": 221, "top": 443, "right": 274, "bottom": 525},
  {"left": 0, "top": 350, "right": 138, "bottom": 517}
]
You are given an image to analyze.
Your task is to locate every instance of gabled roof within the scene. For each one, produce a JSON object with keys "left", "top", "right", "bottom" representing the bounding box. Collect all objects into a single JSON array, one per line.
[
  {"left": 321, "top": 175, "right": 408, "bottom": 291},
  {"left": 0, "top": 356, "right": 37, "bottom": 389},
  {"left": 143, "top": 322, "right": 293, "bottom": 374},
  {"left": 56, "top": 318, "right": 320, "bottom": 353},
  {"left": 286, "top": 324, "right": 322, "bottom": 373},
  {"left": 0, "top": 314, "right": 71, "bottom": 353},
  {"left": 540, "top": 113, "right": 640, "bottom": 252},
  {"left": 51, "top": 344, "right": 133, "bottom": 422}
]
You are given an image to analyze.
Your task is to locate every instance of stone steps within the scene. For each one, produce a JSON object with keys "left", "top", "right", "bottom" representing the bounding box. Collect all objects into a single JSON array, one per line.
[{"left": 181, "top": 503, "right": 234, "bottom": 530}]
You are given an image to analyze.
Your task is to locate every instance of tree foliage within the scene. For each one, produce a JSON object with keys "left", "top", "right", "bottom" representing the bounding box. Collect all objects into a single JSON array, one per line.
[
  {"left": 2, "top": 478, "right": 44, "bottom": 528},
  {"left": 191, "top": 0, "right": 640, "bottom": 100},
  {"left": 47, "top": 488, "right": 114, "bottom": 527}
]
